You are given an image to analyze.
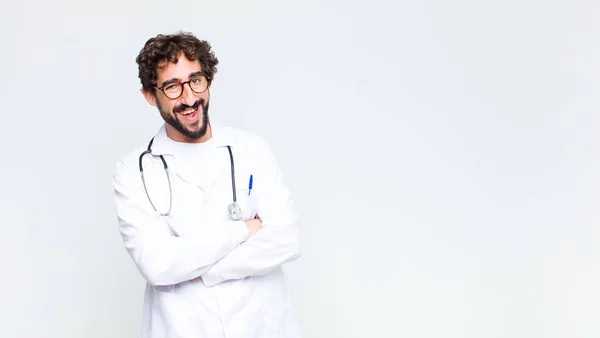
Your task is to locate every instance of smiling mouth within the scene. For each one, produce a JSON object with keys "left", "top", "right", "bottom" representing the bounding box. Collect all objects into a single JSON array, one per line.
[{"left": 178, "top": 106, "right": 197, "bottom": 116}]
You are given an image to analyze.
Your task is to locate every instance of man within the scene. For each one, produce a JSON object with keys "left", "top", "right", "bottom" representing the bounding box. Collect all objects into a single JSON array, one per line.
[{"left": 112, "top": 32, "right": 302, "bottom": 338}]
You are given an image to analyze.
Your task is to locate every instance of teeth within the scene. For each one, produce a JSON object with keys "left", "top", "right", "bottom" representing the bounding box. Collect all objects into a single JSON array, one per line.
[{"left": 180, "top": 108, "right": 195, "bottom": 116}]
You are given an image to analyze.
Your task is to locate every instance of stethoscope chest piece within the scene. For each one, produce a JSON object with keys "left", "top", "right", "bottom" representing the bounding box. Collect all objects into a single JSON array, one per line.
[{"left": 228, "top": 202, "right": 242, "bottom": 221}]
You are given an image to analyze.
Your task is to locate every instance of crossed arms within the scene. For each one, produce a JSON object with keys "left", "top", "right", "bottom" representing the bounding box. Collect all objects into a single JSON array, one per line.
[{"left": 113, "top": 139, "right": 300, "bottom": 287}]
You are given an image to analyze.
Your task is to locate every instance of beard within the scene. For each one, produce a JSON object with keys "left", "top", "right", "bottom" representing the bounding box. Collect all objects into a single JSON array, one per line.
[{"left": 157, "top": 98, "right": 210, "bottom": 141}]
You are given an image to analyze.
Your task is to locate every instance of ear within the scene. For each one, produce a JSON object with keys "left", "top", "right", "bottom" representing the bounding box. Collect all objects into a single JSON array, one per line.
[{"left": 142, "top": 89, "right": 158, "bottom": 107}]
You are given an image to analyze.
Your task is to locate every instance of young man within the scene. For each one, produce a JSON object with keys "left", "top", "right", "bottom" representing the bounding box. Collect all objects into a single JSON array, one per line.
[{"left": 113, "top": 32, "right": 302, "bottom": 338}]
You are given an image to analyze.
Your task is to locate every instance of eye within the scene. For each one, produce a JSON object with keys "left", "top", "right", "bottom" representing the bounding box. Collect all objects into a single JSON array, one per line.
[
  {"left": 164, "top": 83, "right": 179, "bottom": 92},
  {"left": 190, "top": 77, "right": 203, "bottom": 84}
]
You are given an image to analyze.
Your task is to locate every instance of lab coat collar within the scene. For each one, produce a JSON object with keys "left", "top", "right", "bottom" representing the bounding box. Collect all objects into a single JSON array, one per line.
[
  {"left": 150, "top": 121, "right": 233, "bottom": 156},
  {"left": 147, "top": 120, "right": 238, "bottom": 191}
]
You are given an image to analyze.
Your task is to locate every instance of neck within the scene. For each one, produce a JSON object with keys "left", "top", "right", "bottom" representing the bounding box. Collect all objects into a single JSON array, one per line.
[{"left": 166, "top": 123, "right": 212, "bottom": 143}]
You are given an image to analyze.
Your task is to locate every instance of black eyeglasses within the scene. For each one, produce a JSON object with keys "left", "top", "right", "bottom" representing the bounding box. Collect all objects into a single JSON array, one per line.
[{"left": 156, "top": 75, "right": 209, "bottom": 99}]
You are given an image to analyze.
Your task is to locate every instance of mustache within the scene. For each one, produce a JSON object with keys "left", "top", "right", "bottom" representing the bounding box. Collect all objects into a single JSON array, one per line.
[{"left": 173, "top": 99, "right": 204, "bottom": 114}]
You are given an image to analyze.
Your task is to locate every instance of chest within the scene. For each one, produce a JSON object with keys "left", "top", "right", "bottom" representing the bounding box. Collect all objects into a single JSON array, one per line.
[{"left": 144, "top": 146, "right": 259, "bottom": 235}]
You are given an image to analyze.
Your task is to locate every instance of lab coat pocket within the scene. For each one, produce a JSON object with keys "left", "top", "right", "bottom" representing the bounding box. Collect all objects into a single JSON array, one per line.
[
  {"left": 256, "top": 274, "right": 294, "bottom": 334},
  {"left": 234, "top": 170, "right": 258, "bottom": 220},
  {"left": 236, "top": 187, "right": 257, "bottom": 221},
  {"left": 152, "top": 285, "right": 194, "bottom": 337},
  {"left": 262, "top": 299, "right": 292, "bottom": 335}
]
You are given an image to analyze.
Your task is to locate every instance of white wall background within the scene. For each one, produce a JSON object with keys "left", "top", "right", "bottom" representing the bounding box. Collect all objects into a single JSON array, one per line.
[{"left": 1, "top": 0, "right": 598, "bottom": 337}]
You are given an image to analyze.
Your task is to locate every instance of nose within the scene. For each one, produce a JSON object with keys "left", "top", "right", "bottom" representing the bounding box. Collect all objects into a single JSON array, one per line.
[{"left": 179, "top": 82, "right": 197, "bottom": 106}]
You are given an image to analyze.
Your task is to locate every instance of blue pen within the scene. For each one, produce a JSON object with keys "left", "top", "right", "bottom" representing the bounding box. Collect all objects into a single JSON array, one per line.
[{"left": 248, "top": 174, "right": 253, "bottom": 196}]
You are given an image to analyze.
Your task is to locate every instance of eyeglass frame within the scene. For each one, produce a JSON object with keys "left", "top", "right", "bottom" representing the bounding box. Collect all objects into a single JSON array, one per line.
[{"left": 155, "top": 74, "right": 210, "bottom": 99}]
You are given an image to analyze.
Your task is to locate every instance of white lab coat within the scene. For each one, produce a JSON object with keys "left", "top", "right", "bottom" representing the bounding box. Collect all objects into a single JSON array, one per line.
[{"left": 113, "top": 123, "right": 302, "bottom": 338}]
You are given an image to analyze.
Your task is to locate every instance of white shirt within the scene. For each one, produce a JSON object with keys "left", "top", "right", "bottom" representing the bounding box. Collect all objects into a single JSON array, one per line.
[{"left": 112, "top": 123, "right": 302, "bottom": 338}]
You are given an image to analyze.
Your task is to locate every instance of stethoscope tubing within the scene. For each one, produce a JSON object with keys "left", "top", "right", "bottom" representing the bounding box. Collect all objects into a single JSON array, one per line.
[{"left": 138, "top": 137, "right": 239, "bottom": 219}]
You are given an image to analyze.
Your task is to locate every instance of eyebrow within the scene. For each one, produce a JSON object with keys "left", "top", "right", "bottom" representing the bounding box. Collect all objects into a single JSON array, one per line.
[{"left": 159, "top": 71, "right": 204, "bottom": 87}]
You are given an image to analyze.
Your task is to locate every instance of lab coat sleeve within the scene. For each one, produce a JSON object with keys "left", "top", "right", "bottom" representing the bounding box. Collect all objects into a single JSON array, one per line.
[
  {"left": 201, "top": 136, "right": 301, "bottom": 287},
  {"left": 113, "top": 158, "right": 249, "bottom": 286}
]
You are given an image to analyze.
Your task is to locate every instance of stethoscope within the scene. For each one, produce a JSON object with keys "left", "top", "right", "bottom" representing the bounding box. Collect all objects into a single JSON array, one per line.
[{"left": 138, "top": 138, "right": 243, "bottom": 220}]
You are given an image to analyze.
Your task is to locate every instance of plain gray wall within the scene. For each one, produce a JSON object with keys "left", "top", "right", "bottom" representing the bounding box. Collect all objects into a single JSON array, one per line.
[{"left": 1, "top": 0, "right": 599, "bottom": 337}]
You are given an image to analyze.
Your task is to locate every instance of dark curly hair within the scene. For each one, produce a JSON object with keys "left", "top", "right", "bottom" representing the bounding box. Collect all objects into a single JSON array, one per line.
[{"left": 135, "top": 32, "right": 219, "bottom": 93}]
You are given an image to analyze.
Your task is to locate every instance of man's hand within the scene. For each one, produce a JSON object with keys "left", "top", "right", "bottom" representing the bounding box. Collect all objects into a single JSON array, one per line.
[{"left": 245, "top": 217, "right": 262, "bottom": 237}]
